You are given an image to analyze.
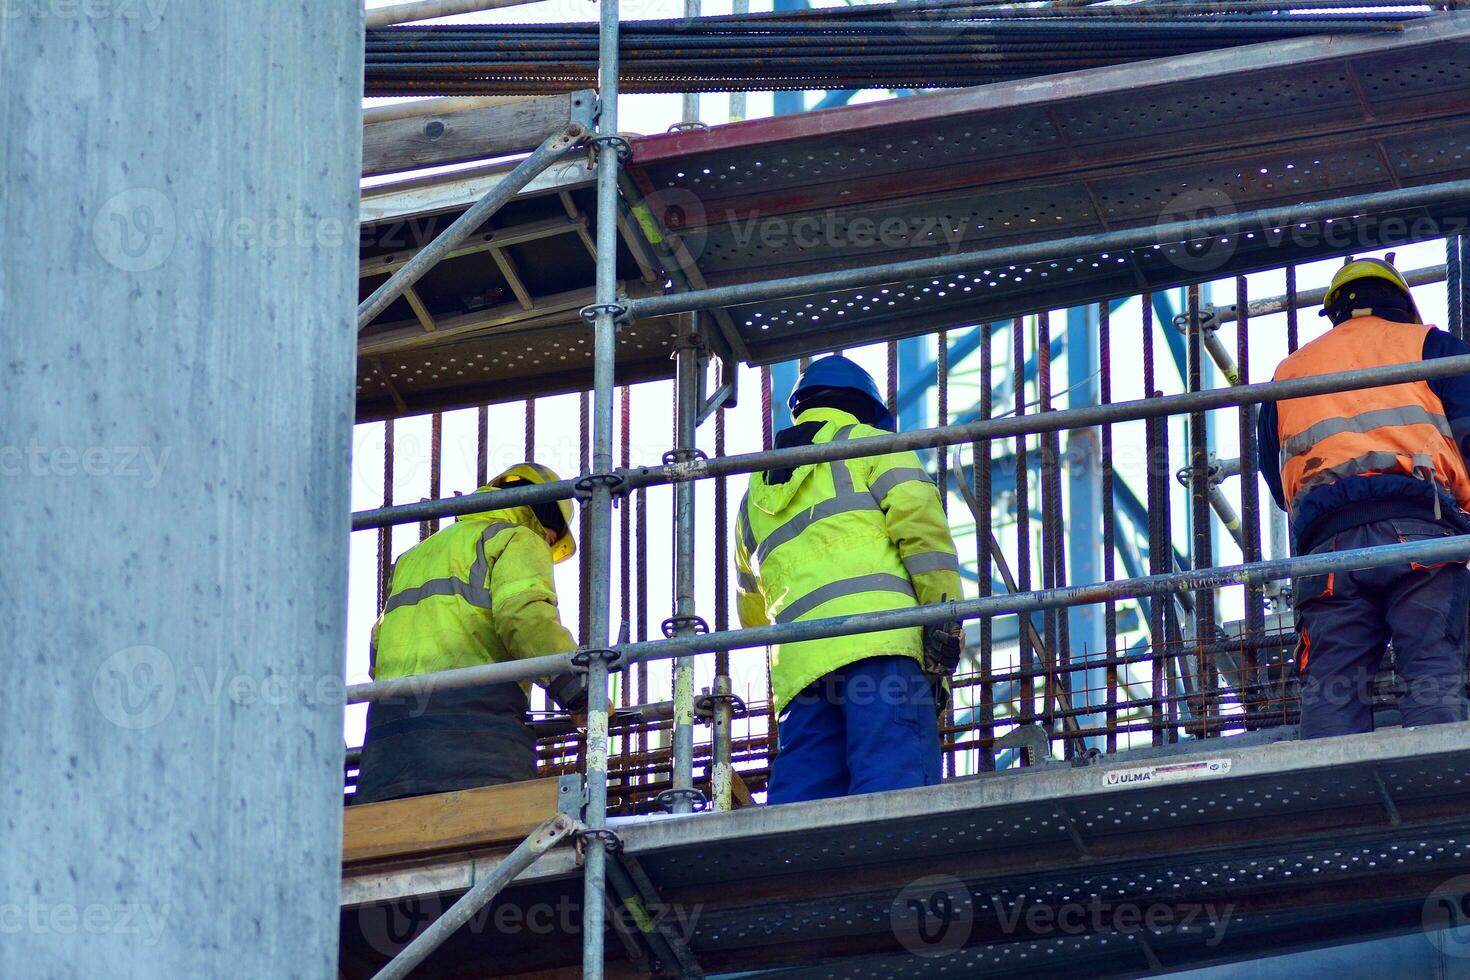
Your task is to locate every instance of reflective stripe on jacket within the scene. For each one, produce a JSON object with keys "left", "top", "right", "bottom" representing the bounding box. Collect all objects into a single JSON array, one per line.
[
  {"left": 371, "top": 505, "right": 576, "bottom": 687},
  {"left": 1275, "top": 316, "right": 1470, "bottom": 517},
  {"left": 734, "top": 407, "right": 963, "bottom": 714}
]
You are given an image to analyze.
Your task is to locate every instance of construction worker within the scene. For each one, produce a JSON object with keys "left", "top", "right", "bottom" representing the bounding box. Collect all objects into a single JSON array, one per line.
[
  {"left": 1258, "top": 258, "right": 1470, "bottom": 739},
  {"left": 355, "top": 463, "right": 587, "bottom": 803},
  {"left": 735, "top": 355, "right": 965, "bottom": 804}
]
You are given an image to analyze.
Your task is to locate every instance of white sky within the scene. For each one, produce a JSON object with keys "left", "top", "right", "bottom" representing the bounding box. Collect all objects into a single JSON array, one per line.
[{"left": 348, "top": 0, "right": 1454, "bottom": 750}]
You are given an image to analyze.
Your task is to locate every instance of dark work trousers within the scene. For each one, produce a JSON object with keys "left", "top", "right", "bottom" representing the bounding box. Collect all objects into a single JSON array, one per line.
[
  {"left": 354, "top": 680, "right": 537, "bottom": 804},
  {"left": 767, "top": 655, "right": 942, "bottom": 804},
  {"left": 1294, "top": 518, "right": 1470, "bottom": 739}
]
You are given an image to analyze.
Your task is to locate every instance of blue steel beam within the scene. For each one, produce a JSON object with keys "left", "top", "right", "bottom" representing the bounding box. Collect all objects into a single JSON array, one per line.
[
  {"left": 1065, "top": 306, "right": 1108, "bottom": 747},
  {"left": 811, "top": 90, "right": 857, "bottom": 110}
]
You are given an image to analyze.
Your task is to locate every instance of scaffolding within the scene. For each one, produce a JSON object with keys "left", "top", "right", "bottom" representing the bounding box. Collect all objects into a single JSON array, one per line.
[{"left": 344, "top": 5, "right": 1470, "bottom": 977}]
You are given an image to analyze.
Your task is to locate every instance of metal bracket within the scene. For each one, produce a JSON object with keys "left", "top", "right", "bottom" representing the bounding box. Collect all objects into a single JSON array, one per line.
[
  {"left": 568, "top": 88, "right": 599, "bottom": 135},
  {"left": 1069, "top": 746, "right": 1105, "bottom": 767},
  {"left": 654, "top": 787, "right": 707, "bottom": 813},
  {"left": 694, "top": 689, "right": 747, "bottom": 723},
  {"left": 660, "top": 614, "right": 709, "bottom": 638},
  {"left": 666, "top": 121, "right": 709, "bottom": 134},
  {"left": 569, "top": 645, "right": 624, "bottom": 674},
  {"left": 995, "top": 724, "right": 1058, "bottom": 767},
  {"left": 697, "top": 363, "right": 738, "bottom": 424},
  {"left": 557, "top": 773, "right": 587, "bottom": 821},
  {"left": 574, "top": 470, "right": 629, "bottom": 500}
]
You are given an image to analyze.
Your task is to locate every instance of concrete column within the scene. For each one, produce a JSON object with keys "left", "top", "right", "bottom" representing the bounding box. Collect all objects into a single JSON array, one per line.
[{"left": 0, "top": 2, "right": 362, "bottom": 976}]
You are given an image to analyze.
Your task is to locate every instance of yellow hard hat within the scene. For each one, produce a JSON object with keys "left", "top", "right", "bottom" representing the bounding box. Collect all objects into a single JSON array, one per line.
[
  {"left": 486, "top": 462, "right": 576, "bottom": 564},
  {"left": 1322, "top": 257, "right": 1422, "bottom": 324}
]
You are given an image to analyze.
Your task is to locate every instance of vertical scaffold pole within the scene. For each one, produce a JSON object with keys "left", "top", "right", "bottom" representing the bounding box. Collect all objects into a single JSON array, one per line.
[
  {"left": 669, "top": 324, "right": 701, "bottom": 813},
  {"left": 712, "top": 405, "right": 734, "bottom": 810},
  {"left": 583, "top": 0, "right": 621, "bottom": 971}
]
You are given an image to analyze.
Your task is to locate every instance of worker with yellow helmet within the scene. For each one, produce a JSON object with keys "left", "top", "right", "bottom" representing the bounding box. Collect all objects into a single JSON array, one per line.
[
  {"left": 1258, "top": 256, "right": 1470, "bottom": 739},
  {"left": 355, "top": 462, "right": 586, "bottom": 803}
]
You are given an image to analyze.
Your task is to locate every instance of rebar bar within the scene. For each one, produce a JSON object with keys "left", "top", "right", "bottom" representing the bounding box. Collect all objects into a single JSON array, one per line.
[
  {"left": 1143, "top": 296, "right": 1167, "bottom": 747},
  {"left": 1237, "top": 276, "right": 1267, "bottom": 701},
  {"left": 1099, "top": 302, "right": 1118, "bottom": 754},
  {"left": 362, "top": 6, "right": 1427, "bottom": 95}
]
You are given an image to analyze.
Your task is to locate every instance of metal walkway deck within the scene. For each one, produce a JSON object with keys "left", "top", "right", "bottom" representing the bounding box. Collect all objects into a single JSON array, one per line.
[
  {"left": 339, "top": 722, "right": 1470, "bottom": 978},
  {"left": 355, "top": 13, "right": 1470, "bottom": 418},
  {"left": 625, "top": 11, "right": 1470, "bottom": 365}
]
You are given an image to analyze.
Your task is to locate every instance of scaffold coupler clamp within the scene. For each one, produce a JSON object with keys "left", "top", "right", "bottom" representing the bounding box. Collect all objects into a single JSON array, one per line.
[
  {"left": 1175, "top": 453, "right": 1224, "bottom": 488},
  {"left": 576, "top": 827, "right": 624, "bottom": 858},
  {"left": 694, "top": 688, "right": 746, "bottom": 724},
  {"left": 654, "top": 787, "right": 707, "bottom": 813},
  {"left": 569, "top": 644, "right": 624, "bottom": 675},
  {"left": 573, "top": 470, "right": 629, "bottom": 501},
  {"left": 579, "top": 299, "right": 631, "bottom": 327},
  {"left": 666, "top": 120, "right": 709, "bottom": 134},
  {"left": 588, "top": 133, "right": 632, "bottom": 163},
  {"left": 660, "top": 614, "right": 708, "bottom": 638},
  {"left": 662, "top": 447, "right": 709, "bottom": 482},
  {"left": 1172, "top": 306, "right": 1220, "bottom": 335}
]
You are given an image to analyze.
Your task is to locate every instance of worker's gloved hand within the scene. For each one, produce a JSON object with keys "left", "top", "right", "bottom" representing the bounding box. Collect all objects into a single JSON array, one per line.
[
  {"left": 921, "top": 621, "right": 964, "bottom": 678},
  {"left": 546, "top": 674, "right": 589, "bottom": 714}
]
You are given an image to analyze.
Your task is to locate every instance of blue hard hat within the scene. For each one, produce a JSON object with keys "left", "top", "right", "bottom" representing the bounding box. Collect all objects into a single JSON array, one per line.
[{"left": 789, "top": 355, "right": 896, "bottom": 431}]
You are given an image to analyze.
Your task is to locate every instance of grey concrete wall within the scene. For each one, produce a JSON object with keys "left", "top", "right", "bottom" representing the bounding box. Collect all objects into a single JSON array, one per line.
[{"left": 0, "top": 1, "right": 362, "bottom": 976}]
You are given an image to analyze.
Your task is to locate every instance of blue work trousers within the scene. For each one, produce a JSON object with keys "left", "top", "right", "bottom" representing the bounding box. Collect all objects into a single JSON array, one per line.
[
  {"left": 767, "top": 655, "right": 942, "bottom": 804},
  {"left": 1295, "top": 518, "right": 1469, "bottom": 739}
]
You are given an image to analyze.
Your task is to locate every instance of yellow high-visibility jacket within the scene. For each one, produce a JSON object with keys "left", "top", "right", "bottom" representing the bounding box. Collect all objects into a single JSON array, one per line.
[
  {"left": 372, "top": 504, "right": 576, "bottom": 692},
  {"left": 735, "top": 407, "right": 963, "bottom": 714}
]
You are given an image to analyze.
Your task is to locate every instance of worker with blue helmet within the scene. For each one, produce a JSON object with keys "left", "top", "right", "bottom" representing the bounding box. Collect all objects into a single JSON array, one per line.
[{"left": 734, "top": 355, "right": 965, "bottom": 803}]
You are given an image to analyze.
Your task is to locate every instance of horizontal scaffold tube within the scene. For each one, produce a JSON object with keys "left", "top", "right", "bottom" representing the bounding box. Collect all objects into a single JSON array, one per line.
[
  {"left": 344, "top": 533, "right": 1470, "bottom": 703},
  {"left": 351, "top": 351, "right": 1470, "bottom": 529},
  {"left": 625, "top": 178, "right": 1470, "bottom": 320}
]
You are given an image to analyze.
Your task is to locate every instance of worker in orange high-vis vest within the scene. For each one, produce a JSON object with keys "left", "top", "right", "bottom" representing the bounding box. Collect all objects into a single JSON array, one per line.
[{"left": 1258, "top": 258, "right": 1470, "bottom": 739}]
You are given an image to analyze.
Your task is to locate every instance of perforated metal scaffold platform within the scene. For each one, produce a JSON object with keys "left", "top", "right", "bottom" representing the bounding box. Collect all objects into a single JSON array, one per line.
[
  {"left": 624, "top": 12, "right": 1470, "bottom": 364},
  {"left": 356, "top": 12, "right": 1470, "bottom": 419},
  {"left": 339, "top": 723, "right": 1470, "bottom": 978}
]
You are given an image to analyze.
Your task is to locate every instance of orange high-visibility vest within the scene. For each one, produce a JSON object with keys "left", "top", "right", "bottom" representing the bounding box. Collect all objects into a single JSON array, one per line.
[{"left": 1274, "top": 316, "right": 1470, "bottom": 517}]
